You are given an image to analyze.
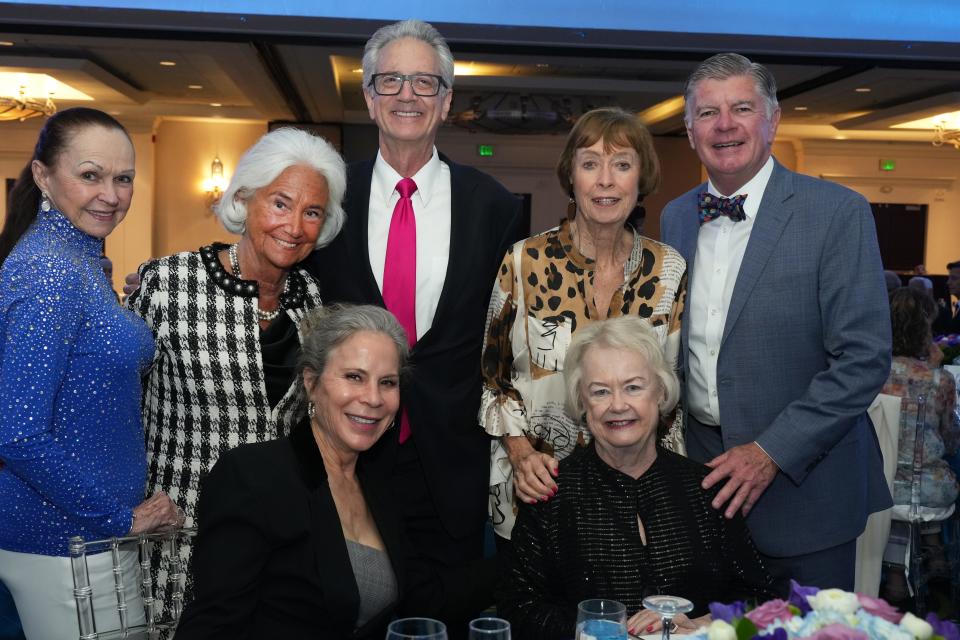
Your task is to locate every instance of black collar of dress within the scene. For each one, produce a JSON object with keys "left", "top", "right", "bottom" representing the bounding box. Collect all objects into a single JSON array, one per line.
[{"left": 199, "top": 242, "right": 308, "bottom": 310}]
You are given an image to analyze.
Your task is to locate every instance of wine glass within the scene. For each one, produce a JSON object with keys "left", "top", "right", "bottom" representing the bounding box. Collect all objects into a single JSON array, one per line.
[
  {"left": 641, "top": 595, "right": 694, "bottom": 640},
  {"left": 385, "top": 617, "right": 448, "bottom": 640},
  {"left": 468, "top": 616, "right": 511, "bottom": 640},
  {"left": 576, "top": 599, "right": 627, "bottom": 640}
]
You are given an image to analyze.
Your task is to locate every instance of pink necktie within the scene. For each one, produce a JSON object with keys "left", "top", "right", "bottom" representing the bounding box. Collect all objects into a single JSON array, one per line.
[{"left": 382, "top": 177, "right": 418, "bottom": 443}]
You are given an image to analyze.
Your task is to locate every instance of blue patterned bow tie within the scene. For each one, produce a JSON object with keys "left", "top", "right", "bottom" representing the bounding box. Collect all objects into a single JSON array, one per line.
[{"left": 698, "top": 192, "right": 747, "bottom": 225}]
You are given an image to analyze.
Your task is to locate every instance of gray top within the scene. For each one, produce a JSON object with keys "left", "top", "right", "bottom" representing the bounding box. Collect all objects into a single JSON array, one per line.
[{"left": 345, "top": 539, "right": 399, "bottom": 627}]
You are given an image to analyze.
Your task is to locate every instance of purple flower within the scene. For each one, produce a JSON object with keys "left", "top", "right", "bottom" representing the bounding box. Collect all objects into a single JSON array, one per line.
[
  {"left": 926, "top": 612, "right": 960, "bottom": 640},
  {"left": 709, "top": 600, "right": 746, "bottom": 623},
  {"left": 788, "top": 580, "right": 819, "bottom": 615},
  {"left": 856, "top": 593, "right": 902, "bottom": 624},
  {"left": 745, "top": 599, "right": 793, "bottom": 628},
  {"left": 806, "top": 623, "right": 869, "bottom": 640}
]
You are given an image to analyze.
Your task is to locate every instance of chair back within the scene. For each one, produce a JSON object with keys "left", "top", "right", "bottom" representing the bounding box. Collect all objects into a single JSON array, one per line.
[{"left": 69, "top": 527, "right": 196, "bottom": 640}]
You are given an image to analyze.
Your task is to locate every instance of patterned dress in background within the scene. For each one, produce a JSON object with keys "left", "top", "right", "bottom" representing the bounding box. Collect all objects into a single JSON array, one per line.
[
  {"left": 881, "top": 356, "right": 960, "bottom": 511},
  {"left": 126, "top": 242, "right": 323, "bottom": 617},
  {"left": 479, "top": 220, "right": 686, "bottom": 539}
]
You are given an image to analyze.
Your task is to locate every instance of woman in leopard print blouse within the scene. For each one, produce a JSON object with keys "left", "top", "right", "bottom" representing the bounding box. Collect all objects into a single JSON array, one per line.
[{"left": 479, "top": 107, "right": 687, "bottom": 542}]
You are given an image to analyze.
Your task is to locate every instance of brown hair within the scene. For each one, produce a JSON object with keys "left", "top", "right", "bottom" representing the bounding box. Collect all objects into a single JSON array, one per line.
[
  {"left": 556, "top": 107, "right": 661, "bottom": 203},
  {"left": 889, "top": 286, "right": 936, "bottom": 358},
  {"left": 1, "top": 108, "right": 130, "bottom": 267}
]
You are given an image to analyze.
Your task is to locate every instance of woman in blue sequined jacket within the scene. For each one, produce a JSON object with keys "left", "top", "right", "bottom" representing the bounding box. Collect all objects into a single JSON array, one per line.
[{"left": 0, "top": 108, "right": 181, "bottom": 640}]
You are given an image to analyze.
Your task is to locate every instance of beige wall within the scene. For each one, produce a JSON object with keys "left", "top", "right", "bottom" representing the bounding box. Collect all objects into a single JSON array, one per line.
[
  {"left": 151, "top": 119, "right": 266, "bottom": 258},
  {"left": 800, "top": 140, "right": 960, "bottom": 275}
]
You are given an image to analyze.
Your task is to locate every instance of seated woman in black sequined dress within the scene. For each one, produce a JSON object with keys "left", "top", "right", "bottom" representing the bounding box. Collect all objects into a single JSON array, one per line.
[{"left": 497, "top": 316, "right": 774, "bottom": 638}]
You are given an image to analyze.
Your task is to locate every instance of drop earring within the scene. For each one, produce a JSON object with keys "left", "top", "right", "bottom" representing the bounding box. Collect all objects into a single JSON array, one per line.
[{"left": 40, "top": 192, "right": 52, "bottom": 213}]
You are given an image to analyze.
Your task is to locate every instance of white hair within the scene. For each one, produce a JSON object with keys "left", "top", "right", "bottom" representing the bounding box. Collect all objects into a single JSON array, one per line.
[
  {"left": 361, "top": 19, "right": 455, "bottom": 95},
  {"left": 564, "top": 316, "right": 680, "bottom": 420},
  {"left": 214, "top": 128, "right": 346, "bottom": 248}
]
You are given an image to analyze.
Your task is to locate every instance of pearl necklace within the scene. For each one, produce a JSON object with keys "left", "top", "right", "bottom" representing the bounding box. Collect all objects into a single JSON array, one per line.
[{"left": 228, "top": 243, "right": 288, "bottom": 323}]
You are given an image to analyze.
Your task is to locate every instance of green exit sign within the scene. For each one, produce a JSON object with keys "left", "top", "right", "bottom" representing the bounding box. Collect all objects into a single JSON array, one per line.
[
  {"left": 477, "top": 144, "right": 494, "bottom": 157},
  {"left": 879, "top": 159, "right": 896, "bottom": 171}
]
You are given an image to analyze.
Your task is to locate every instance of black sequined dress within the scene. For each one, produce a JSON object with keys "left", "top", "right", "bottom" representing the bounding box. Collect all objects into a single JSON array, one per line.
[{"left": 497, "top": 443, "right": 774, "bottom": 639}]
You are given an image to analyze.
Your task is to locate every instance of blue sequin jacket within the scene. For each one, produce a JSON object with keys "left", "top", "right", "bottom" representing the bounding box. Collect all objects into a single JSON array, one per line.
[{"left": 0, "top": 208, "right": 155, "bottom": 556}]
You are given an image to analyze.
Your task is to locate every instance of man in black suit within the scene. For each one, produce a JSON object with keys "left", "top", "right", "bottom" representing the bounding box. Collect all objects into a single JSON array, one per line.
[{"left": 308, "top": 19, "right": 523, "bottom": 628}]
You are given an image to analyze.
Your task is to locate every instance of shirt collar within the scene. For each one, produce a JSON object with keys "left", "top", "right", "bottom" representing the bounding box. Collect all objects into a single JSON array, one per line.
[
  {"left": 371, "top": 147, "right": 441, "bottom": 207},
  {"left": 706, "top": 155, "right": 775, "bottom": 221}
]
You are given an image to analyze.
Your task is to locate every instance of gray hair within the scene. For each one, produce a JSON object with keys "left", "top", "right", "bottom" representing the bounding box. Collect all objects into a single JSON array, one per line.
[
  {"left": 214, "top": 128, "right": 346, "bottom": 248},
  {"left": 683, "top": 53, "right": 779, "bottom": 126},
  {"left": 564, "top": 316, "right": 680, "bottom": 421},
  {"left": 361, "top": 19, "right": 455, "bottom": 95},
  {"left": 298, "top": 304, "right": 410, "bottom": 392},
  {"left": 908, "top": 276, "right": 933, "bottom": 293},
  {"left": 884, "top": 270, "right": 901, "bottom": 292}
]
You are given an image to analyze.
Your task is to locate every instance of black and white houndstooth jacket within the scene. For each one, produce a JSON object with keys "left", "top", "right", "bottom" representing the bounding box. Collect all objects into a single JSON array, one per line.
[{"left": 127, "top": 243, "right": 323, "bottom": 522}]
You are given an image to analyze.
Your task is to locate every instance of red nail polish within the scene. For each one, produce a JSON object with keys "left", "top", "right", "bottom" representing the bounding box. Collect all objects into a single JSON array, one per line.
[
  {"left": 551, "top": 487, "right": 558, "bottom": 495},
  {"left": 646, "top": 624, "right": 654, "bottom": 632}
]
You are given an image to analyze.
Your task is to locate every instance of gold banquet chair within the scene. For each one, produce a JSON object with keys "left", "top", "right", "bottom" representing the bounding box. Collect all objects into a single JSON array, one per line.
[{"left": 69, "top": 527, "right": 196, "bottom": 640}]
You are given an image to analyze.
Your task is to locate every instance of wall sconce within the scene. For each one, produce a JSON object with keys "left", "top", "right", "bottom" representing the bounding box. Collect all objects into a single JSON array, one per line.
[{"left": 202, "top": 155, "right": 228, "bottom": 209}]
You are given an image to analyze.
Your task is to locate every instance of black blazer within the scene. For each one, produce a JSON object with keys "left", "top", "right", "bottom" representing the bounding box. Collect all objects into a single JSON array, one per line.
[
  {"left": 307, "top": 155, "right": 524, "bottom": 539},
  {"left": 175, "top": 420, "right": 409, "bottom": 640}
]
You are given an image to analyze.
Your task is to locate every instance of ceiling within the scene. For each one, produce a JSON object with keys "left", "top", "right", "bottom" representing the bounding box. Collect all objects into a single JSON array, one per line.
[{"left": 2, "top": 4, "right": 960, "bottom": 145}]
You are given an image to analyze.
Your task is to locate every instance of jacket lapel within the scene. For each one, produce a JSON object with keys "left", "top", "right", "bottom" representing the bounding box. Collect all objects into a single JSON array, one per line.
[
  {"left": 415, "top": 154, "right": 472, "bottom": 348},
  {"left": 721, "top": 160, "right": 795, "bottom": 345},
  {"left": 344, "top": 160, "right": 386, "bottom": 307}
]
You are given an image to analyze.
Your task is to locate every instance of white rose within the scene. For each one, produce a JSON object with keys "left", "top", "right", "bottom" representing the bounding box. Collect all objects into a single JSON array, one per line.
[
  {"left": 706, "top": 620, "right": 737, "bottom": 640},
  {"left": 806, "top": 589, "right": 860, "bottom": 615},
  {"left": 899, "top": 612, "right": 933, "bottom": 639}
]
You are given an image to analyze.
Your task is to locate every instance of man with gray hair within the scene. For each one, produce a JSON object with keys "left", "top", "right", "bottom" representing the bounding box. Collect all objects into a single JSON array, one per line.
[
  {"left": 309, "top": 19, "right": 523, "bottom": 627},
  {"left": 661, "top": 53, "right": 892, "bottom": 593}
]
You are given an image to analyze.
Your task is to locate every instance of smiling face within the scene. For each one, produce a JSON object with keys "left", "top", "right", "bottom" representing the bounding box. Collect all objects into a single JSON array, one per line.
[
  {"left": 307, "top": 330, "right": 401, "bottom": 457},
  {"left": 32, "top": 124, "right": 135, "bottom": 239},
  {"left": 686, "top": 74, "right": 781, "bottom": 195},
  {"left": 364, "top": 37, "right": 452, "bottom": 160},
  {"left": 571, "top": 140, "right": 641, "bottom": 228},
  {"left": 580, "top": 345, "right": 665, "bottom": 461},
  {"left": 243, "top": 164, "right": 329, "bottom": 272}
]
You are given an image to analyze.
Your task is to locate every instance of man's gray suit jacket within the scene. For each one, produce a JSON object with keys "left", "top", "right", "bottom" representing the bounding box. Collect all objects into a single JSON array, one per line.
[{"left": 661, "top": 159, "right": 893, "bottom": 558}]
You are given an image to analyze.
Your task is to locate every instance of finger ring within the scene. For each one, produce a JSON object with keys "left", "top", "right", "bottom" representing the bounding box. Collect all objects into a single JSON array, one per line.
[{"left": 670, "top": 622, "right": 679, "bottom": 633}]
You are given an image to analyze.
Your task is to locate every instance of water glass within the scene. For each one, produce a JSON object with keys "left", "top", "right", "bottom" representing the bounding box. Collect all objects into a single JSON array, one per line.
[
  {"left": 641, "top": 595, "right": 694, "bottom": 640},
  {"left": 576, "top": 599, "right": 627, "bottom": 640},
  {"left": 386, "top": 617, "right": 448, "bottom": 640},
  {"left": 468, "top": 616, "right": 511, "bottom": 640}
]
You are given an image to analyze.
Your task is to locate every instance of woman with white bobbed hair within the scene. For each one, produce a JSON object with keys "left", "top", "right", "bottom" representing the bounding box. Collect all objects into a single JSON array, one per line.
[{"left": 126, "top": 127, "right": 346, "bottom": 610}]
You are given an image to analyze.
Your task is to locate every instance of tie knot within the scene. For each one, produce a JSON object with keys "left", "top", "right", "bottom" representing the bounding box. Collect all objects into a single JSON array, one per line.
[
  {"left": 396, "top": 177, "right": 418, "bottom": 199},
  {"left": 698, "top": 192, "right": 747, "bottom": 225}
]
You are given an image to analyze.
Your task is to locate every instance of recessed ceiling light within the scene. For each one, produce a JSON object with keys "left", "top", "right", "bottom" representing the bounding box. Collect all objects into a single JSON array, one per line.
[
  {"left": 352, "top": 68, "right": 362, "bottom": 73},
  {"left": 159, "top": 60, "right": 176, "bottom": 67},
  {"left": 794, "top": 106, "right": 809, "bottom": 111},
  {"left": 188, "top": 84, "right": 203, "bottom": 89},
  {"left": 209, "top": 102, "right": 222, "bottom": 107},
  {"left": 108, "top": 111, "right": 122, "bottom": 116},
  {"left": 855, "top": 87, "right": 871, "bottom": 93},
  {"left": 0, "top": 41, "right": 14, "bottom": 47}
]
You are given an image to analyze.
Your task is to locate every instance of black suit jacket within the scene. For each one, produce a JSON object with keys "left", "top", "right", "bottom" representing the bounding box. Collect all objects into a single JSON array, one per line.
[
  {"left": 307, "top": 155, "right": 524, "bottom": 539},
  {"left": 175, "top": 420, "right": 409, "bottom": 640}
]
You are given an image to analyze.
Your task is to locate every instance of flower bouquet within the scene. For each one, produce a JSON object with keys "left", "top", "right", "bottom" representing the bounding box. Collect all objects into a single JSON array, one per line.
[
  {"left": 935, "top": 334, "right": 960, "bottom": 365},
  {"left": 691, "top": 581, "right": 959, "bottom": 640}
]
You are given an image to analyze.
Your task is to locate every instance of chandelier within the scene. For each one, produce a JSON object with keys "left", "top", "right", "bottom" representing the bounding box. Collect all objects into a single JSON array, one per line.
[
  {"left": 932, "top": 121, "right": 960, "bottom": 150},
  {"left": 0, "top": 85, "right": 56, "bottom": 122}
]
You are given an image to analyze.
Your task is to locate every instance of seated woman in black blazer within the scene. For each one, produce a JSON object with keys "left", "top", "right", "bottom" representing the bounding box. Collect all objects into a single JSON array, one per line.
[{"left": 176, "top": 304, "right": 411, "bottom": 640}]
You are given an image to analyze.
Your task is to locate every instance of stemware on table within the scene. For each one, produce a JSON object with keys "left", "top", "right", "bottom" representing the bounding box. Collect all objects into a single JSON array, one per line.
[
  {"left": 576, "top": 598, "right": 628, "bottom": 640},
  {"left": 385, "top": 617, "right": 448, "bottom": 640}
]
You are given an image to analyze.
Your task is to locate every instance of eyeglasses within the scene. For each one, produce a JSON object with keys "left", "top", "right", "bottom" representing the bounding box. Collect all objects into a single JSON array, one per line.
[{"left": 369, "top": 73, "right": 447, "bottom": 97}]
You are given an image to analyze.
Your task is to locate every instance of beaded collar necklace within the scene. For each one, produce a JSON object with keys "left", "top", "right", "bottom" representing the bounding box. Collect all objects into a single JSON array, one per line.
[{"left": 228, "top": 243, "right": 288, "bottom": 323}]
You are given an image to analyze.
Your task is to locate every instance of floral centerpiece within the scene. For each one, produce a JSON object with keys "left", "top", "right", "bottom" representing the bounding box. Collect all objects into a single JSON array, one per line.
[
  {"left": 935, "top": 333, "right": 960, "bottom": 365},
  {"left": 691, "top": 581, "right": 959, "bottom": 640}
]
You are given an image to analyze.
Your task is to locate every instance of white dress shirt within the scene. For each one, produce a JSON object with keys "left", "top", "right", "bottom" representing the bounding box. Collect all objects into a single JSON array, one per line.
[
  {"left": 687, "top": 156, "right": 775, "bottom": 426},
  {"left": 368, "top": 148, "right": 451, "bottom": 340}
]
